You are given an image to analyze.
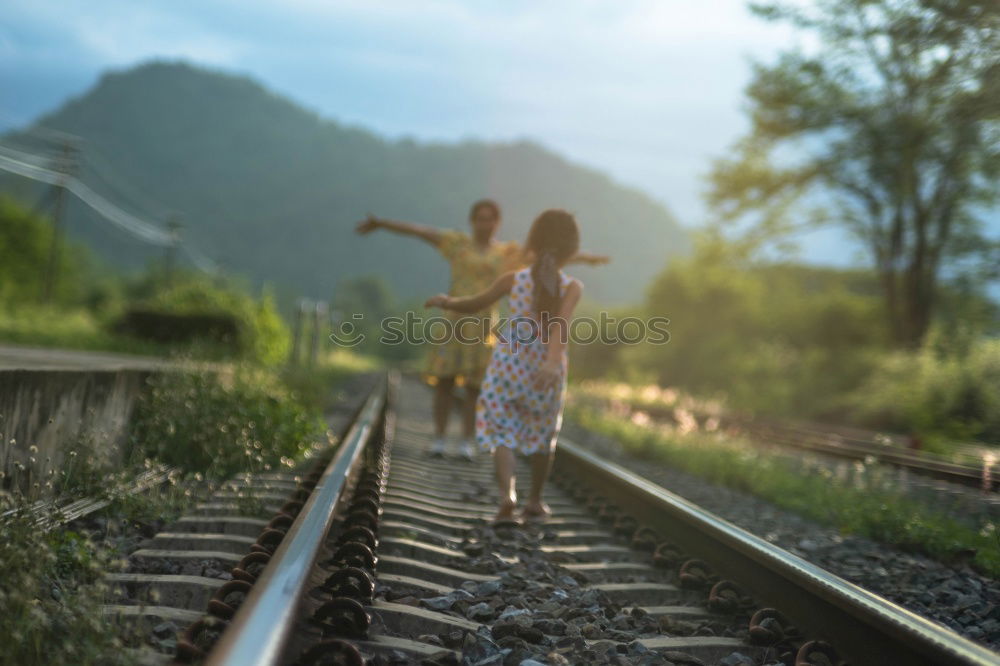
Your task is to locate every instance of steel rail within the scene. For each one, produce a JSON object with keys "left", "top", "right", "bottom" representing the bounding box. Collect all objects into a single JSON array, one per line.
[
  {"left": 555, "top": 437, "right": 999, "bottom": 666},
  {"left": 742, "top": 420, "right": 991, "bottom": 490},
  {"left": 627, "top": 401, "right": 993, "bottom": 491},
  {"left": 205, "top": 375, "right": 387, "bottom": 666}
]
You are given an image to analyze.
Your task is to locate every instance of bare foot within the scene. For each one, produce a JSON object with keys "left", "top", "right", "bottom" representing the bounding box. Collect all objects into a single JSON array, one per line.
[
  {"left": 521, "top": 500, "right": 551, "bottom": 521},
  {"left": 493, "top": 499, "right": 518, "bottom": 524}
]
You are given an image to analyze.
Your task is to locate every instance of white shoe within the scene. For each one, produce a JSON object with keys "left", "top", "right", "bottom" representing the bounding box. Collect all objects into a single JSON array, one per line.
[
  {"left": 459, "top": 441, "right": 476, "bottom": 461},
  {"left": 429, "top": 438, "right": 447, "bottom": 457}
]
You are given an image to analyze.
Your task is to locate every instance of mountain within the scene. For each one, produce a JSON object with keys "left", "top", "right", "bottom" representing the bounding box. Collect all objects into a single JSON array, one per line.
[{"left": 1, "top": 61, "right": 687, "bottom": 305}]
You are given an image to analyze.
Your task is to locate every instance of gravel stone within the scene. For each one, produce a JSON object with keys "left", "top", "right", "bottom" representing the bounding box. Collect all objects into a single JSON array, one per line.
[
  {"left": 564, "top": 420, "right": 1000, "bottom": 651},
  {"left": 152, "top": 621, "right": 176, "bottom": 639},
  {"left": 467, "top": 602, "right": 496, "bottom": 621}
]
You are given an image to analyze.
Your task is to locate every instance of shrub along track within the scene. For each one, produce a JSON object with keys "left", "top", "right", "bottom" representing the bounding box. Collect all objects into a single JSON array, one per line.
[{"left": 145, "top": 374, "right": 997, "bottom": 666}]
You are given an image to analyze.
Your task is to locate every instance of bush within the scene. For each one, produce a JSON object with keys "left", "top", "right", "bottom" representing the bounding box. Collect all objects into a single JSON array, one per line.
[
  {"left": 601, "top": 235, "right": 887, "bottom": 419},
  {"left": 128, "top": 278, "right": 290, "bottom": 364},
  {"left": 115, "top": 309, "right": 241, "bottom": 346},
  {"left": 0, "top": 512, "right": 130, "bottom": 665},
  {"left": 0, "top": 195, "right": 91, "bottom": 307},
  {"left": 850, "top": 333, "right": 1000, "bottom": 446},
  {"left": 131, "top": 365, "right": 325, "bottom": 479}
]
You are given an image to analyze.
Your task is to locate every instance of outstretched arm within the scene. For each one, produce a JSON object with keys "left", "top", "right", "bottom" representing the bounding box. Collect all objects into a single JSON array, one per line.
[
  {"left": 356, "top": 214, "right": 444, "bottom": 246},
  {"left": 568, "top": 250, "right": 611, "bottom": 266},
  {"left": 425, "top": 272, "right": 516, "bottom": 313},
  {"left": 534, "top": 279, "right": 583, "bottom": 390},
  {"left": 518, "top": 248, "right": 610, "bottom": 267}
]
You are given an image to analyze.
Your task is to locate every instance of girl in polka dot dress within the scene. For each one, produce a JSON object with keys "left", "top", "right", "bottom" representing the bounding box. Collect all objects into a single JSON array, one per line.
[{"left": 426, "top": 210, "right": 583, "bottom": 522}]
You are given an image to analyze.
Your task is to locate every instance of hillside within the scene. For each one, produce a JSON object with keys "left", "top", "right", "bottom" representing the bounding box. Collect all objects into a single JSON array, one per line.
[{"left": 1, "top": 61, "right": 687, "bottom": 304}]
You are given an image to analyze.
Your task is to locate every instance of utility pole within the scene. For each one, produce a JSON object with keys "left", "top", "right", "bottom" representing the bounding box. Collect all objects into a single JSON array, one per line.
[
  {"left": 288, "top": 298, "right": 310, "bottom": 367},
  {"left": 42, "top": 140, "right": 78, "bottom": 302},
  {"left": 164, "top": 216, "right": 182, "bottom": 285},
  {"left": 309, "top": 300, "right": 328, "bottom": 367}
]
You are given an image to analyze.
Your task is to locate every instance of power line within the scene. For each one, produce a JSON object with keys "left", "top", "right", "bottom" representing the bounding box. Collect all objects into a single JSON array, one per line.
[
  {"left": 1, "top": 136, "right": 180, "bottom": 236},
  {"left": 183, "top": 245, "right": 220, "bottom": 274},
  {"left": 0, "top": 149, "right": 173, "bottom": 245},
  {"left": 67, "top": 178, "right": 174, "bottom": 245},
  {"left": 77, "top": 146, "right": 174, "bottom": 219},
  {"left": 0, "top": 144, "right": 217, "bottom": 274},
  {"left": 0, "top": 148, "right": 64, "bottom": 187},
  {"left": 3, "top": 119, "right": 174, "bottom": 226},
  {"left": 0, "top": 142, "right": 57, "bottom": 170}
]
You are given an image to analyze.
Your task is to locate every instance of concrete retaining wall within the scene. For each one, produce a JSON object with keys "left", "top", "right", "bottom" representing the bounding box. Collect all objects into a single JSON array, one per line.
[{"left": 0, "top": 369, "right": 153, "bottom": 488}]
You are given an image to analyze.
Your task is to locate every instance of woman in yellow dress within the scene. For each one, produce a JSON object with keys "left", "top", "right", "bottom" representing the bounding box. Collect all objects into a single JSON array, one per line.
[{"left": 356, "top": 199, "right": 606, "bottom": 459}]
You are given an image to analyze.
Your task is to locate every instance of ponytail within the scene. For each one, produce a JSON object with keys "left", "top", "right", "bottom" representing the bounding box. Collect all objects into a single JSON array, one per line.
[
  {"left": 531, "top": 250, "right": 562, "bottom": 322},
  {"left": 525, "top": 209, "right": 580, "bottom": 320}
]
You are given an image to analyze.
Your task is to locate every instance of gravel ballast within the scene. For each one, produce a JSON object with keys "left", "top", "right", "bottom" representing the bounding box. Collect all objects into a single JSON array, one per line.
[{"left": 562, "top": 421, "right": 1000, "bottom": 651}]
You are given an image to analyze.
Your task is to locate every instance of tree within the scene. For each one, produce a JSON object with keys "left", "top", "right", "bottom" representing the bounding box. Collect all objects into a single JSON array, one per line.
[
  {"left": 0, "top": 195, "right": 87, "bottom": 305},
  {"left": 332, "top": 275, "right": 395, "bottom": 325},
  {"left": 622, "top": 232, "right": 885, "bottom": 416},
  {"left": 709, "top": 0, "right": 1000, "bottom": 347}
]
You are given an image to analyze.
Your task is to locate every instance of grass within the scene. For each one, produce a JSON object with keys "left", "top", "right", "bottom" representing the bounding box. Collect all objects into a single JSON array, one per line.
[
  {"left": 571, "top": 378, "right": 990, "bottom": 461},
  {"left": 130, "top": 362, "right": 329, "bottom": 480},
  {"left": 0, "top": 512, "right": 131, "bottom": 666},
  {"left": 0, "top": 305, "right": 166, "bottom": 357},
  {"left": 0, "top": 303, "right": 283, "bottom": 365},
  {"left": 0, "top": 455, "right": 197, "bottom": 666},
  {"left": 571, "top": 378, "right": 729, "bottom": 422},
  {"left": 567, "top": 402, "right": 1000, "bottom": 579}
]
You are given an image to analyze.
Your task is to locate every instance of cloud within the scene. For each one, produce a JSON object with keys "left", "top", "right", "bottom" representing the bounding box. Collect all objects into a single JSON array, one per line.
[
  {"left": 2, "top": 2, "right": 246, "bottom": 66},
  {"left": 1, "top": 0, "right": 799, "bottom": 224},
  {"left": 73, "top": 15, "right": 244, "bottom": 66}
]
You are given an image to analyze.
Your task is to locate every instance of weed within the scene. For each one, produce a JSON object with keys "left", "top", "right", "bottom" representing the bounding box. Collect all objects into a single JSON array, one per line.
[
  {"left": 0, "top": 493, "right": 135, "bottom": 665},
  {"left": 131, "top": 364, "right": 326, "bottom": 480}
]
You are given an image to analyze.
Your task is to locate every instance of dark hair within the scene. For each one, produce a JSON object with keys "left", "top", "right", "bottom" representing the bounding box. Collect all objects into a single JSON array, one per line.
[
  {"left": 525, "top": 209, "right": 580, "bottom": 319},
  {"left": 469, "top": 199, "right": 501, "bottom": 221}
]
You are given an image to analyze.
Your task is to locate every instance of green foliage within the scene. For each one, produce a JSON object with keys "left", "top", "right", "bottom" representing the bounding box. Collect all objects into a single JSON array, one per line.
[
  {"left": 570, "top": 403, "right": 1000, "bottom": 577},
  {"left": 131, "top": 365, "right": 325, "bottom": 479},
  {"left": 332, "top": 275, "right": 395, "bottom": 323},
  {"left": 0, "top": 195, "right": 91, "bottom": 306},
  {"left": 710, "top": 0, "right": 1000, "bottom": 346},
  {"left": 0, "top": 503, "right": 133, "bottom": 665},
  {"left": 598, "top": 234, "right": 886, "bottom": 418},
  {"left": 131, "top": 277, "right": 290, "bottom": 364},
  {"left": 0, "top": 449, "right": 196, "bottom": 665},
  {"left": 850, "top": 333, "right": 1000, "bottom": 445},
  {"left": 8, "top": 61, "right": 686, "bottom": 305},
  {"left": 0, "top": 305, "right": 165, "bottom": 355}
]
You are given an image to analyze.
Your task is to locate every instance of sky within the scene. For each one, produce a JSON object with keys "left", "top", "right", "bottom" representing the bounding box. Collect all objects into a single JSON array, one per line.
[{"left": 0, "top": 0, "right": 864, "bottom": 263}]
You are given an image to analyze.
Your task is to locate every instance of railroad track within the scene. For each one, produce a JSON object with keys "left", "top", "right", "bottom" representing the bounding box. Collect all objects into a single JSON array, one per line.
[
  {"left": 117, "top": 373, "right": 997, "bottom": 665},
  {"left": 736, "top": 418, "right": 996, "bottom": 494},
  {"left": 100, "top": 378, "right": 375, "bottom": 662},
  {"left": 578, "top": 396, "right": 998, "bottom": 495}
]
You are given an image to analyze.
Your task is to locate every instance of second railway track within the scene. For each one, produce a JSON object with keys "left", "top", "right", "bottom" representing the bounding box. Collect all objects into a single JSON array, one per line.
[{"left": 152, "top": 373, "right": 999, "bottom": 666}]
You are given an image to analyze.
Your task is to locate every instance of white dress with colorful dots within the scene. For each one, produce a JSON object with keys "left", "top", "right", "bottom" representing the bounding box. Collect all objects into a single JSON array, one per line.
[{"left": 475, "top": 267, "right": 573, "bottom": 456}]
